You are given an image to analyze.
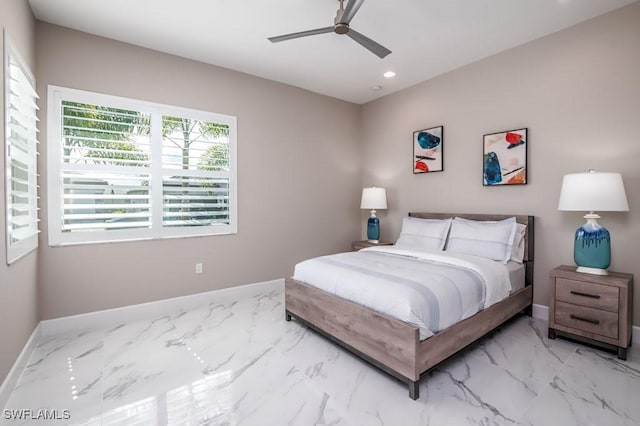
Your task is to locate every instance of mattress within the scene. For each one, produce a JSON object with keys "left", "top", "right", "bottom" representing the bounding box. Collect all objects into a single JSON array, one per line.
[
  {"left": 293, "top": 246, "right": 518, "bottom": 340},
  {"left": 506, "top": 261, "right": 526, "bottom": 292}
]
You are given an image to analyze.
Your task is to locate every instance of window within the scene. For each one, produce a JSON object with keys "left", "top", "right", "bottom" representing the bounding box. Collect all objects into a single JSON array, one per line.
[
  {"left": 47, "top": 86, "right": 237, "bottom": 246},
  {"left": 4, "top": 36, "right": 39, "bottom": 264}
]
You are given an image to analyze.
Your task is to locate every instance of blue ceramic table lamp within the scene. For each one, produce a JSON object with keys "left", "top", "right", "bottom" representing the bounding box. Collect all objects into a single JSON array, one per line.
[
  {"left": 558, "top": 170, "right": 629, "bottom": 275},
  {"left": 360, "top": 187, "right": 387, "bottom": 242}
]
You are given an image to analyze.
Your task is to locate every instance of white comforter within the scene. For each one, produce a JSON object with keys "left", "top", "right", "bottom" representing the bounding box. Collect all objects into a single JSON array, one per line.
[{"left": 293, "top": 246, "right": 512, "bottom": 340}]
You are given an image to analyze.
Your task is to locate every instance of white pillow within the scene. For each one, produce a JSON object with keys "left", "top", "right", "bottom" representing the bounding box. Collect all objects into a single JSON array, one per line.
[
  {"left": 395, "top": 217, "right": 452, "bottom": 251},
  {"left": 511, "top": 223, "right": 527, "bottom": 263},
  {"left": 446, "top": 217, "right": 517, "bottom": 263}
]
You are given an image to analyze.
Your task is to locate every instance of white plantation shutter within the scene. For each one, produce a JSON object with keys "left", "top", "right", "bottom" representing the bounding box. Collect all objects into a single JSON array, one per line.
[
  {"left": 48, "top": 86, "right": 237, "bottom": 246},
  {"left": 59, "top": 101, "right": 152, "bottom": 240},
  {"left": 5, "top": 37, "right": 39, "bottom": 264},
  {"left": 161, "top": 116, "right": 231, "bottom": 232}
]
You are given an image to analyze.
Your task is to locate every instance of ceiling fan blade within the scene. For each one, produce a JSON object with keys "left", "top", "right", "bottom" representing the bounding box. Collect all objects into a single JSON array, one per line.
[
  {"left": 339, "top": 0, "right": 365, "bottom": 24},
  {"left": 347, "top": 29, "right": 391, "bottom": 58},
  {"left": 268, "top": 27, "right": 334, "bottom": 43}
]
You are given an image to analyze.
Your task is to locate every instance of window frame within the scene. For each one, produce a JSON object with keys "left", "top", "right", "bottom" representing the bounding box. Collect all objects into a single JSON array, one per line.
[
  {"left": 47, "top": 85, "right": 237, "bottom": 246},
  {"left": 4, "top": 34, "right": 39, "bottom": 264}
]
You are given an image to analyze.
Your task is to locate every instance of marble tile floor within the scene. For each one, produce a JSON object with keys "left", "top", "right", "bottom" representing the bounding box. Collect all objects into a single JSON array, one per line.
[{"left": 2, "top": 282, "right": 639, "bottom": 426}]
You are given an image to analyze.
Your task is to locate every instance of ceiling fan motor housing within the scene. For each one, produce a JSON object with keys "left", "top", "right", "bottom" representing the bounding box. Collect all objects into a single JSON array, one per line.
[{"left": 334, "top": 23, "right": 349, "bottom": 34}]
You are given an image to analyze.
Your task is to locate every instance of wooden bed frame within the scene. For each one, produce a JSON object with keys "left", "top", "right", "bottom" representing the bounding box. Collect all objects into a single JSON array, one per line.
[{"left": 285, "top": 213, "right": 534, "bottom": 400}]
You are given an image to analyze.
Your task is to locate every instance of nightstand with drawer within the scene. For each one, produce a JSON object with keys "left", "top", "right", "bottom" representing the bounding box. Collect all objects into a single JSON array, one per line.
[
  {"left": 352, "top": 240, "right": 393, "bottom": 251},
  {"left": 549, "top": 265, "right": 633, "bottom": 360}
]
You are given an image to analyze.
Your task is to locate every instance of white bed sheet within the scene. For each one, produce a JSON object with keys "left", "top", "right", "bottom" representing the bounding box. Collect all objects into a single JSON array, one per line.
[{"left": 293, "top": 246, "right": 515, "bottom": 340}]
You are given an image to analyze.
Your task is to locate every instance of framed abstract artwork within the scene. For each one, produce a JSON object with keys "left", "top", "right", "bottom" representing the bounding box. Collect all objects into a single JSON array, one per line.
[
  {"left": 413, "top": 126, "right": 443, "bottom": 174},
  {"left": 483, "top": 128, "right": 527, "bottom": 186}
]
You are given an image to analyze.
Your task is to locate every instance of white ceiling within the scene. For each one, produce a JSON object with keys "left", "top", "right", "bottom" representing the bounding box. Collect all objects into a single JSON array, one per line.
[{"left": 28, "top": 0, "right": 637, "bottom": 104}]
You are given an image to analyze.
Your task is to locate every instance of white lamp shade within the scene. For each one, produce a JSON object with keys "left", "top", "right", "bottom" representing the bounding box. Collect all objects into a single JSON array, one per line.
[
  {"left": 558, "top": 171, "right": 629, "bottom": 212},
  {"left": 360, "top": 187, "right": 387, "bottom": 210}
]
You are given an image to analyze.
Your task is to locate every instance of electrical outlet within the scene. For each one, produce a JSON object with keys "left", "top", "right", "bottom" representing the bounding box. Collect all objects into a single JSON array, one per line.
[{"left": 195, "top": 263, "right": 203, "bottom": 274}]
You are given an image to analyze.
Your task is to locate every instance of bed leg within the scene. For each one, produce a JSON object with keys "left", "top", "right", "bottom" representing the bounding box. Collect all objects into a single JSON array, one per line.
[
  {"left": 523, "top": 305, "right": 533, "bottom": 317},
  {"left": 409, "top": 380, "right": 419, "bottom": 400},
  {"left": 285, "top": 311, "right": 292, "bottom": 322}
]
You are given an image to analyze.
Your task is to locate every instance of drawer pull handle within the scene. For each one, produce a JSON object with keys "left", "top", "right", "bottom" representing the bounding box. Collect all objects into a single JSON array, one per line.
[
  {"left": 570, "top": 290, "right": 600, "bottom": 299},
  {"left": 570, "top": 314, "right": 600, "bottom": 325}
]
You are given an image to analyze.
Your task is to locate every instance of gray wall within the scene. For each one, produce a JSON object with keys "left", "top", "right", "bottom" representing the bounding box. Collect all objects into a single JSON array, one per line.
[
  {"left": 35, "top": 23, "right": 361, "bottom": 320},
  {"left": 360, "top": 2, "right": 640, "bottom": 325},
  {"left": 0, "top": 0, "right": 38, "bottom": 384}
]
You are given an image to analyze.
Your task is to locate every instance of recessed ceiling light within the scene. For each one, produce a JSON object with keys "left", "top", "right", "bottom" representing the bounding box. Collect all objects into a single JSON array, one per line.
[
  {"left": 383, "top": 71, "right": 396, "bottom": 78},
  {"left": 371, "top": 85, "right": 384, "bottom": 91}
]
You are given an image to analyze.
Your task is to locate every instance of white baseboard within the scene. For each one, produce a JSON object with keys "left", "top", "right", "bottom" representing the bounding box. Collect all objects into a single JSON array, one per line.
[
  {"left": 531, "top": 303, "right": 640, "bottom": 345},
  {"left": 532, "top": 304, "right": 549, "bottom": 321},
  {"left": 0, "top": 324, "right": 41, "bottom": 410},
  {"left": 40, "top": 278, "right": 284, "bottom": 336}
]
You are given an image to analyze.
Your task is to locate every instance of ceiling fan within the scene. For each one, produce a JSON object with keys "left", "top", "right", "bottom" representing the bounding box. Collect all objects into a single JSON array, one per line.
[{"left": 268, "top": 0, "right": 392, "bottom": 59}]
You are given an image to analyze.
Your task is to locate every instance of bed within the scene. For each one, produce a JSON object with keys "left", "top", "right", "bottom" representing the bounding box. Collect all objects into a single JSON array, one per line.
[{"left": 285, "top": 213, "right": 534, "bottom": 399}]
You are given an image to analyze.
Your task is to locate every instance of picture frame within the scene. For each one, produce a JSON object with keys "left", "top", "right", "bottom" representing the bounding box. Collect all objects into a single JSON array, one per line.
[
  {"left": 483, "top": 128, "right": 527, "bottom": 186},
  {"left": 413, "top": 126, "right": 443, "bottom": 174}
]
